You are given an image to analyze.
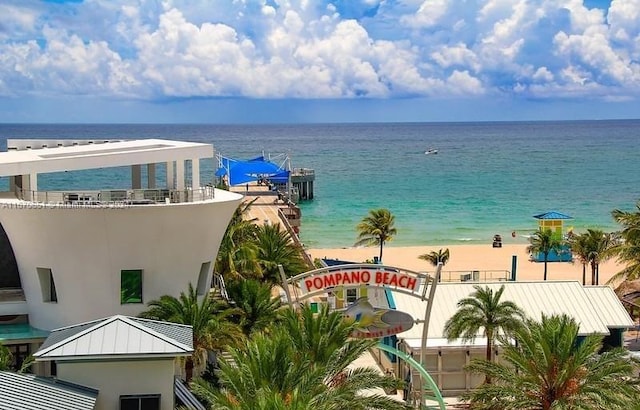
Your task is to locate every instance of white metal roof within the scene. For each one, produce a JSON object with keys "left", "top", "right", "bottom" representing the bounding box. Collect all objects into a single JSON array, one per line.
[
  {"left": 393, "top": 281, "right": 632, "bottom": 345},
  {"left": 0, "top": 139, "right": 213, "bottom": 176},
  {"left": 34, "top": 315, "right": 193, "bottom": 361},
  {"left": 583, "top": 286, "right": 635, "bottom": 328},
  {"left": 0, "top": 371, "right": 98, "bottom": 410}
]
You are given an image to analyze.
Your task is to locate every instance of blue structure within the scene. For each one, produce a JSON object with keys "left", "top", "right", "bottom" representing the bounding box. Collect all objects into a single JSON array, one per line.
[
  {"left": 215, "top": 155, "right": 289, "bottom": 186},
  {"left": 531, "top": 211, "right": 573, "bottom": 262}
]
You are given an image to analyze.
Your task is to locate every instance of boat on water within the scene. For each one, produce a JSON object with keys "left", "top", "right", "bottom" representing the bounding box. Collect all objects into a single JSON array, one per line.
[{"left": 425, "top": 148, "right": 438, "bottom": 155}]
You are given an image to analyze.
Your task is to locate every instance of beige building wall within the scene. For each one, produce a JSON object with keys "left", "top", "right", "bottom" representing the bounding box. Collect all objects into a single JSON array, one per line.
[{"left": 57, "top": 359, "right": 176, "bottom": 410}]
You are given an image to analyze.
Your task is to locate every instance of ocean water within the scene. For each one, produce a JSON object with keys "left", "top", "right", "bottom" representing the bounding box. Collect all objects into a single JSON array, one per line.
[{"left": 1, "top": 121, "right": 639, "bottom": 248}]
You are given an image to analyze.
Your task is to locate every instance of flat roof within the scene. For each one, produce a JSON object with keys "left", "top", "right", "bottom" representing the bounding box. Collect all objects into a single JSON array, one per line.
[{"left": 0, "top": 139, "right": 213, "bottom": 176}]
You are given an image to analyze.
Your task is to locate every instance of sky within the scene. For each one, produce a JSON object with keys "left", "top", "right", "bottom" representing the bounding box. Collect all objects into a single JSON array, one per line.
[{"left": 0, "top": 0, "right": 639, "bottom": 123}]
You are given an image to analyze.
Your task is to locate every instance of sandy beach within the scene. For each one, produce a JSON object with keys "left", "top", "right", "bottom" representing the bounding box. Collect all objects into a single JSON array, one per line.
[{"left": 307, "top": 244, "right": 626, "bottom": 287}]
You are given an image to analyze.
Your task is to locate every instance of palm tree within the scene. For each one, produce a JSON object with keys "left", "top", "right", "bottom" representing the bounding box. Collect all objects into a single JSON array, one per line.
[
  {"left": 612, "top": 200, "right": 640, "bottom": 242},
  {"left": 0, "top": 344, "right": 11, "bottom": 371},
  {"left": 444, "top": 285, "right": 525, "bottom": 383},
  {"left": 354, "top": 208, "right": 397, "bottom": 263},
  {"left": 226, "top": 278, "right": 282, "bottom": 336},
  {"left": 418, "top": 248, "right": 450, "bottom": 267},
  {"left": 582, "top": 228, "right": 614, "bottom": 285},
  {"left": 216, "top": 200, "right": 262, "bottom": 281},
  {"left": 465, "top": 314, "right": 640, "bottom": 409},
  {"left": 526, "top": 228, "right": 563, "bottom": 280},
  {"left": 191, "top": 305, "right": 407, "bottom": 409},
  {"left": 255, "top": 222, "right": 309, "bottom": 284},
  {"left": 568, "top": 231, "right": 590, "bottom": 285},
  {"left": 138, "top": 283, "right": 243, "bottom": 381},
  {"left": 609, "top": 202, "right": 640, "bottom": 283}
]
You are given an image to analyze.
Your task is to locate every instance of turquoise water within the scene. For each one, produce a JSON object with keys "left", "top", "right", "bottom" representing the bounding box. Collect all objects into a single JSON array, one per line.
[{"left": 1, "top": 121, "right": 639, "bottom": 248}]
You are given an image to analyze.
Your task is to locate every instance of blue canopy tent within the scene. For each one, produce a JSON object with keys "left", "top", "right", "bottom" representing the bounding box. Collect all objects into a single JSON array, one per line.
[{"left": 215, "top": 155, "right": 290, "bottom": 186}]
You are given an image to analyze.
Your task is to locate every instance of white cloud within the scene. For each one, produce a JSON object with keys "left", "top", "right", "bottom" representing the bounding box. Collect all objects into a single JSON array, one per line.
[{"left": 0, "top": 0, "right": 638, "bottom": 103}]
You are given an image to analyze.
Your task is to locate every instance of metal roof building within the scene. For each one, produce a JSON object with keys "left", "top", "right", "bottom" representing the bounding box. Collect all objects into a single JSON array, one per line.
[
  {"left": 0, "top": 371, "right": 98, "bottom": 410},
  {"left": 34, "top": 315, "right": 193, "bottom": 361},
  {"left": 393, "top": 281, "right": 633, "bottom": 349},
  {"left": 388, "top": 281, "right": 634, "bottom": 398}
]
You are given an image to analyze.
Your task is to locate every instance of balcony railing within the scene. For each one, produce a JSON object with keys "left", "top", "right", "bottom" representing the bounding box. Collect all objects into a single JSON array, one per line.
[{"left": 12, "top": 186, "right": 215, "bottom": 206}]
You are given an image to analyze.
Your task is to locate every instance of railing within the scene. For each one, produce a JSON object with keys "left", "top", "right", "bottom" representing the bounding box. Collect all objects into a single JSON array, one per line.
[
  {"left": 277, "top": 207, "right": 315, "bottom": 269},
  {"left": 211, "top": 273, "right": 229, "bottom": 301},
  {"left": 12, "top": 186, "right": 215, "bottom": 206},
  {"left": 437, "top": 269, "right": 511, "bottom": 282},
  {"left": 292, "top": 168, "right": 315, "bottom": 177}
]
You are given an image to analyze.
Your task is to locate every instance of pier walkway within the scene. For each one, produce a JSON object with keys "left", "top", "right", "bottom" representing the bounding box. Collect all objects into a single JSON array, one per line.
[
  {"left": 229, "top": 182, "right": 313, "bottom": 268},
  {"left": 229, "top": 183, "right": 283, "bottom": 226}
]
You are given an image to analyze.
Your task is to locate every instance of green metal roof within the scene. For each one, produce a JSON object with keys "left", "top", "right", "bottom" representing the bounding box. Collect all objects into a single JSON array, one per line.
[{"left": 0, "top": 323, "right": 49, "bottom": 342}]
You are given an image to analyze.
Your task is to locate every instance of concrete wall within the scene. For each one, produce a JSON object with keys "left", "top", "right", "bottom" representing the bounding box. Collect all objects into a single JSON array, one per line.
[
  {"left": 0, "top": 190, "right": 242, "bottom": 330},
  {"left": 58, "top": 359, "right": 176, "bottom": 410}
]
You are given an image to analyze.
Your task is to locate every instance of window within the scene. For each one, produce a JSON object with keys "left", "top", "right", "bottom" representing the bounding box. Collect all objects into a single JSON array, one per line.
[
  {"left": 196, "top": 262, "right": 211, "bottom": 296},
  {"left": 120, "top": 395, "right": 160, "bottom": 410},
  {"left": 7, "top": 344, "right": 30, "bottom": 371},
  {"left": 36, "top": 267, "right": 57, "bottom": 303},
  {"left": 346, "top": 288, "right": 358, "bottom": 305},
  {"left": 121, "top": 269, "right": 143, "bottom": 304}
]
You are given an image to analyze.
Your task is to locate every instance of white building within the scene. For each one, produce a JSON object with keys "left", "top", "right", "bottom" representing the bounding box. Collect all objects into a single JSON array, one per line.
[
  {"left": 0, "top": 138, "right": 242, "bottom": 371},
  {"left": 382, "top": 281, "right": 634, "bottom": 398},
  {"left": 32, "top": 315, "right": 198, "bottom": 410}
]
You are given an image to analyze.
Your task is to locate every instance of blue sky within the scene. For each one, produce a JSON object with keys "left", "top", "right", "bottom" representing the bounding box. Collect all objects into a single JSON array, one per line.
[{"left": 0, "top": 0, "right": 638, "bottom": 123}]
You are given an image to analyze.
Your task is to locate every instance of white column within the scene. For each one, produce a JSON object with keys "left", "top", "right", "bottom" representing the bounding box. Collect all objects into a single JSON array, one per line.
[
  {"left": 21, "top": 175, "right": 30, "bottom": 192},
  {"left": 191, "top": 158, "right": 200, "bottom": 189},
  {"left": 176, "top": 160, "right": 185, "bottom": 190},
  {"left": 166, "top": 161, "right": 174, "bottom": 189},
  {"left": 147, "top": 163, "right": 156, "bottom": 188},
  {"left": 131, "top": 165, "right": 142, "bottom": 189},
  {"left": 30, "top": 173, "right": 38, "bottom": 201}
]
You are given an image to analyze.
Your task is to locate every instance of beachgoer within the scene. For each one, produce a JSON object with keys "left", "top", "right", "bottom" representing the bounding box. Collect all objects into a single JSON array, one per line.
[{"left": 512, "top": 231, "right": 516, "bottom": 238}]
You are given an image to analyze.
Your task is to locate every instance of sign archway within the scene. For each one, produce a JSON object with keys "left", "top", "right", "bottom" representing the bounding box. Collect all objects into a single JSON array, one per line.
[{"left": 280, "top": 263, "right": 445, "bottom": 410}]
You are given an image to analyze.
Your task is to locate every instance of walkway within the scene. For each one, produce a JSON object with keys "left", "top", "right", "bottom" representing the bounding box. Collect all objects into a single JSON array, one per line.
[{"left": 229, "top": 183, "right": 282, "bottom": 226}]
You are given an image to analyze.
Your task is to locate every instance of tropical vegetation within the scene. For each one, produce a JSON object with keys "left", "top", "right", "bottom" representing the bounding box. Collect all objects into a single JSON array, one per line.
[
  {"left": 355, "top": 208, "right": 397, "bottom": 263},
  {"left": 215, "top": 199, "right": 262, "bottom": 280},
  {"left": 568, "top": 229, "right": 614, "bottom": 285},
  {"left": 190, "top": 304, "right": 408, "bottom": 410},
  {"left": 0, "top": 343, "right": 11, "bottom": 371},
  {"left": 215, "top": 200, "right": 310, "bottom": 283},
  {"left": 526, "top": 228, "right": 564, "bottom": 280},
  {"left": 225, "top": 278, "right": 283, "bottom": 336},
  {"left": 255, "top": 222, "right": 308, "bottom": 284},
  {"left": 418, "top": 248, "right": 450, "bottom": 267},
  {"left": 138, "top": 283, "right": 243, "bottom": 381},
  {"left": 465, "top": 314, "right": 640, "bottom": 409},
  {"left": 609, "top": 200, "right": 640, "bottom": 283},
  {"left": 443, "top": 285, "right": 525, "bottom": 383}
]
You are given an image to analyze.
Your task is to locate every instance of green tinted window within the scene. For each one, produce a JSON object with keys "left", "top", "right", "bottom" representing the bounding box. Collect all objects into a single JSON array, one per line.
[{"left": 121, "top": 269, "right": 143, "bottom": 304}]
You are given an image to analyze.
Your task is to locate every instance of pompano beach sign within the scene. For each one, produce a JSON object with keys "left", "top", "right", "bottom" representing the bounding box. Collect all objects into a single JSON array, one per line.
[
  {"left": 284, "top": 264, "right": 437, "bottom": 339},
  {"left": 300, "top": 266, "right": 421, "bottom": 294}
]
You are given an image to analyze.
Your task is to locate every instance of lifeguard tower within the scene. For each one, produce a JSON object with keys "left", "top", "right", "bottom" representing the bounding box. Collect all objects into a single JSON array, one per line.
[{"left": 531, "top": 211, "right": 573, "bottom": 262}]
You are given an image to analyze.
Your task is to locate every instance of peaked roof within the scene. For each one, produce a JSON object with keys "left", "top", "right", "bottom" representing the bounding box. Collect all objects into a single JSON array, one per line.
[
  {"left": 34, "top": 315, "right": 193, "bottom": 361},
  {"left": 533, "top": 211, "right": 573, "bottom": 220},
  {"left": 0, "top": 371, "right": 98, "bottom": 410},
  {"left": 393, "top": 281, "right": 633, "bottom": 348}
]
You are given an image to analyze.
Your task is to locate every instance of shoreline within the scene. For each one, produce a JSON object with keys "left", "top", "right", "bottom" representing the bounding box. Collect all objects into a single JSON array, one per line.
[{"left": 306, "top": 243, "right": 626, "bottom": 286}]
